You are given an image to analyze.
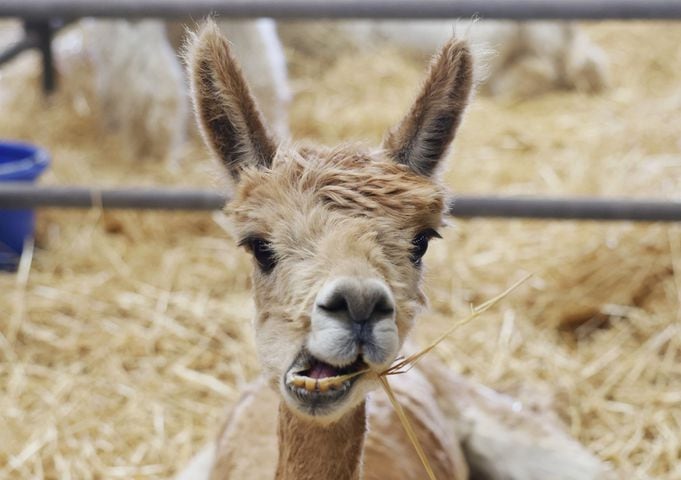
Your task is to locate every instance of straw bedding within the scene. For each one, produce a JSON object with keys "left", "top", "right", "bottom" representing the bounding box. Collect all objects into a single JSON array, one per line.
[{"left": 1, "top": 21, "right": 680, "bottom": 479}]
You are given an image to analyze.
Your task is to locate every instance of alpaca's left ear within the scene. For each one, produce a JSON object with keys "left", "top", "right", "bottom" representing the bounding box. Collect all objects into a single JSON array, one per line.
[
  {"left": 186, "top": 20, "right": 276, "bottom": 181},
  {"left": 383, "top": 39, "right": 473, "bottom": 177}
]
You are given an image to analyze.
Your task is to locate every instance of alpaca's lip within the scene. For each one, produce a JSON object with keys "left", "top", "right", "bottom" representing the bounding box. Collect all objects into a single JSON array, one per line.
[{"left": 283, "top": 351, "right": 367, "bottom": 415}]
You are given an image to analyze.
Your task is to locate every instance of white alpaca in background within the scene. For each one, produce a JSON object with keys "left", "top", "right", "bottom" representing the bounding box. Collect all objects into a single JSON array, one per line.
[
  {"left": 75, "top": 18, "right": 290, "bottom": 162},
  {"left": 77, "top": 19, "right": 188, "bottom": 162}
]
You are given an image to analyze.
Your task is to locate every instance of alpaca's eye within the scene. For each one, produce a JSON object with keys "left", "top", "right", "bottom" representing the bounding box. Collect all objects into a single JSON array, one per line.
[
  {"left": 410, "top": 229, "right": 441, "bottom": 266},
  {"left": 244, "top": 237, "right": 277, "bottom": 273}
]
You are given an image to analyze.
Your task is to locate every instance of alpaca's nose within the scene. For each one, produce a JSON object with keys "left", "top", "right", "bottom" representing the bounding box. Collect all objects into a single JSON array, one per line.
[
  {"left": 310, "top": 277, "right": 398, "bottom": 367},
  {"left": 316, "top": 277, "right": 395, "bottom": 324}
]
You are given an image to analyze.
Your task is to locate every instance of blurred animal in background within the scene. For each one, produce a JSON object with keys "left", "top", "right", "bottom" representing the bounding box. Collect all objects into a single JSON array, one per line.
[
  {"left": 0, "top": 18, "right": 607, "bottom": 162},
  {"left": 175, "top": 21, "right": 615, "bottom": 480},
  {"left": 280, "top": 20, "right": 609, "bottom": 97},
  {"left": 77, "top": 20, "right": 188, "bottom": 162},
  {"left": 65, "top": 18, "right": 291, "bottom": 163}
]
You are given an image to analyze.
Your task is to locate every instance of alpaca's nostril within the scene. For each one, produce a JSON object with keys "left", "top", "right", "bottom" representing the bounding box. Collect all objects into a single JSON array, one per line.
[
  {"left": 374, "top": 298, "right": 395, "bottom": 316},
  {"left": 316, "top": 277, "right": 395, "bottom": 324},
  {"left": 319, "top": 296, "right": 348, "bottom": 313}
]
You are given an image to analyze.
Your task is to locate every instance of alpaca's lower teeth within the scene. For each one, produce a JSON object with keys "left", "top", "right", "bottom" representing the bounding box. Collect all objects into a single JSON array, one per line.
[{"left": 288, "top": 374, "right": 351, "bottom": 393}]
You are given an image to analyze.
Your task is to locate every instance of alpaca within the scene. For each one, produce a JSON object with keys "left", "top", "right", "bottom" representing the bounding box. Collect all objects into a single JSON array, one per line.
[
  {"left": 176, "top": 21, "right": 617, "bottom": 480},
  {"left": 76, "top": 19, "right": 189, "bottom": 162},
  {"left": 76, "top": 18, "right": 290, "bottom": 160}
]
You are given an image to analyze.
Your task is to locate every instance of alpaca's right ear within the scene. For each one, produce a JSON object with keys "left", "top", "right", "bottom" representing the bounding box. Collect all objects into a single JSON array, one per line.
[
  {"left": 187, "top": 21, "right": 276, "bottom": 181},
  {"left": 383, "top": 39, "right": 473, "bottom": 177}
]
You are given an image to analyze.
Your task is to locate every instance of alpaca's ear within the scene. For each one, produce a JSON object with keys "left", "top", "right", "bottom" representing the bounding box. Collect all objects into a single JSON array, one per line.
[
  {"left": 187, "top": 20, "right": 276, "bottom": 181},
  {"left": 383, "top": 39, "right": 473, "bottom": 177}
]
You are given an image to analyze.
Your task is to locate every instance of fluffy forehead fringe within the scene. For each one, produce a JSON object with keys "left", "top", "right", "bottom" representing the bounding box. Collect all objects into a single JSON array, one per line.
[{"left": 231, "top": 143, "right": 446, "bottom": 221}]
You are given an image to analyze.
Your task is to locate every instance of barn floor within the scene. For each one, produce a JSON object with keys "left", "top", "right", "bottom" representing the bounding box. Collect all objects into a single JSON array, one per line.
[{"left": 1, "top": 21, "right": 681, "bottom": 479}]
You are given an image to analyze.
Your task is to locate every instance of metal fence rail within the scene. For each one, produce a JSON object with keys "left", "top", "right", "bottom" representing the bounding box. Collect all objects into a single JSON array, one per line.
[
  {"left": 1, "top": 184, "right": 680, "bottom": 222},
  {"left": 0, "top": 185, "right": 225, "bottom": 211},
  {"left": 448, "top": 196, "right": 681, "bottom": 222},
  {"left": 1, "top": 0, "right": 681, "bottom": 21}
]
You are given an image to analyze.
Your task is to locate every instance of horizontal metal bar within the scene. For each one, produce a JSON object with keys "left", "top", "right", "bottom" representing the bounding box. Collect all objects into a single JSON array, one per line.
[
  {"left": 0, "top": 185, "right": 227, "bottom": 210},
  {"left": 0, "top": 0, "right": 680, "bottom": 21},
  {"left": 448, "top": 196, "right": 681, "bottom": 222},
  {"left": 1, "top": 184, "right": 680, "bottom": 222}
]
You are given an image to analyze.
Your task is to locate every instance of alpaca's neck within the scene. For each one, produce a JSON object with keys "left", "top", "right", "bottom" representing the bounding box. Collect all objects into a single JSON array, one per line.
[{"left": 275, "top": 401, "right": 366, "bottom": 480}]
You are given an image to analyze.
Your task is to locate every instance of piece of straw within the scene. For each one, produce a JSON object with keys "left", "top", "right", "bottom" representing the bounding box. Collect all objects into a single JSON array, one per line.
[
  {"left": 377, "top": 273, "right": 532, "bottom": 480},
  {"left": 383, "top": 273, "right": 532, "bottom": 376},
  {"left": 379, "top": 375, "right": 438, "bottom": 480}
]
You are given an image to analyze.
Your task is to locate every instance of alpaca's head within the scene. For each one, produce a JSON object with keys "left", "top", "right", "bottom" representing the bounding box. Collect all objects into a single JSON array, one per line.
[{"left": 188, "top": 21, "right": 473, "bottom": 422}]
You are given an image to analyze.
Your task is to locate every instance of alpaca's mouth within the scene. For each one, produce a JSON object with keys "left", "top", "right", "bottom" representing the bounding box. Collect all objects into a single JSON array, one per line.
[
  {"left": 287, "top": 355, "right": 367, "bottom": 392},
  {"left": 284, "top": 351, "right": 368, "bottom": 413}
]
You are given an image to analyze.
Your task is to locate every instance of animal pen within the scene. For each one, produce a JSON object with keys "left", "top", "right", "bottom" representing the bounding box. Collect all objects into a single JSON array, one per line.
[{"left": 1, "top": 1, "right": 680, "bottom": 479}]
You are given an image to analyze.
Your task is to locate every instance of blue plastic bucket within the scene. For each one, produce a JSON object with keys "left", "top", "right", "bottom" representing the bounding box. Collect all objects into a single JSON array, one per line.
[{"left": 0, "top": 141, "right": 50, "bottom": 270}]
